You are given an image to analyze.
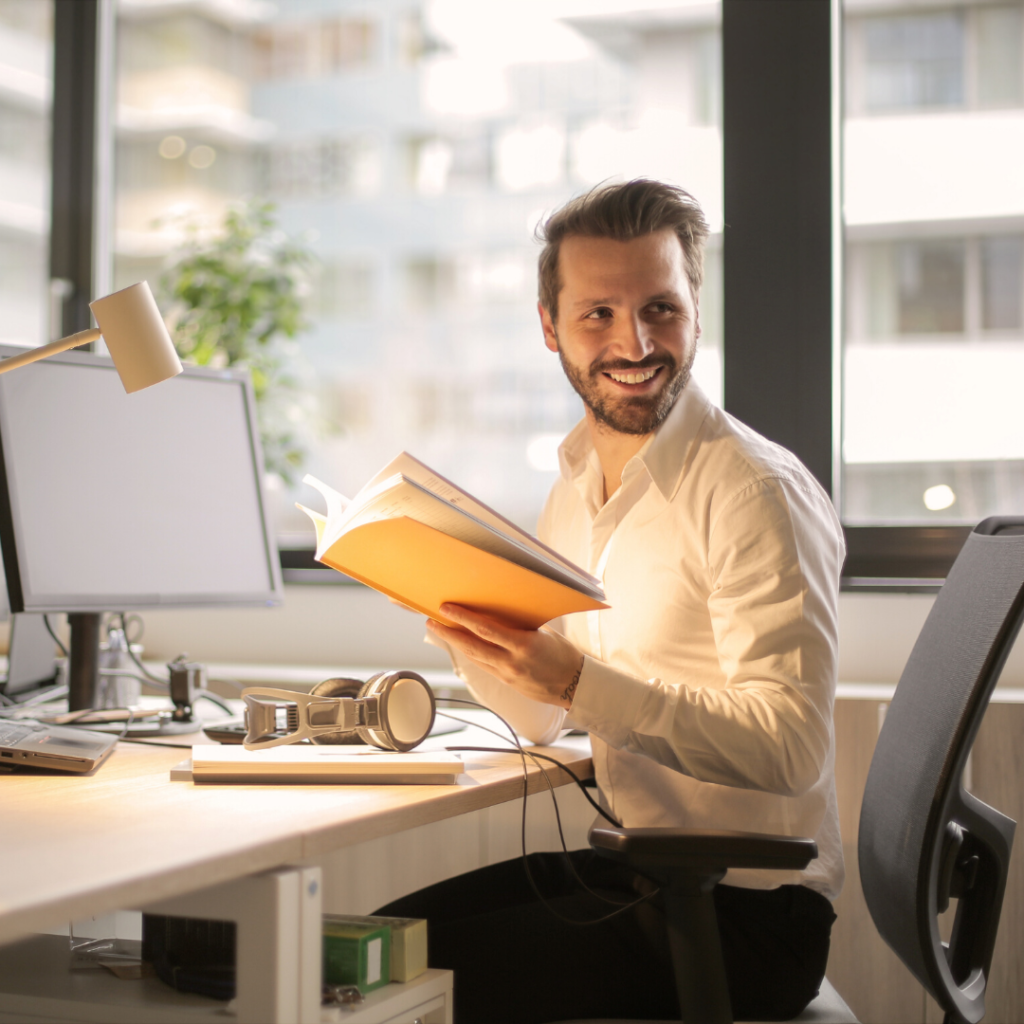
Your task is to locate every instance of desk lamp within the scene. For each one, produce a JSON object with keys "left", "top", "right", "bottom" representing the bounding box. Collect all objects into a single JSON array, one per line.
[{"left": 0, "top": 281, "right": 182, "bottom": 392}]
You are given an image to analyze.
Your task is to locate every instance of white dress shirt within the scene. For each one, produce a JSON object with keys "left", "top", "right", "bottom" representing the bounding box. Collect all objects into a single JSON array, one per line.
[{"left": 444, "top": 380, "right": 845, "bottom": 898}]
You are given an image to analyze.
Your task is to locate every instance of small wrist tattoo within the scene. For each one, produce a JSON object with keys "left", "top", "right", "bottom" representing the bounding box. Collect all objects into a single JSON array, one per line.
[{"left": 560, "top": 657, "right": 584, "bottom": 707}]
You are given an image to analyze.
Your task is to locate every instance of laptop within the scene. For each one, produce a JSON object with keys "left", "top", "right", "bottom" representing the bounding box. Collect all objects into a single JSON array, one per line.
[
  {"left": 3, "top": 613, "right": 59, "bottom": 697},
  {"left": 0, "top": 719, "right": 117, "bottom": 773}
]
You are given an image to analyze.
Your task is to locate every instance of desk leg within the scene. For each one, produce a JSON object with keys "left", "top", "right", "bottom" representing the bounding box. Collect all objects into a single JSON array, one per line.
[{"left": 141, "top": 865, "right": 321, "bottom": 1024}]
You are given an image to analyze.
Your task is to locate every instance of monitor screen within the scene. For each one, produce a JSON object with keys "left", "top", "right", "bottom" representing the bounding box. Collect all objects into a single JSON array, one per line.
[{"left": 0, "top": 348, "right": 282, "bottom": 613}]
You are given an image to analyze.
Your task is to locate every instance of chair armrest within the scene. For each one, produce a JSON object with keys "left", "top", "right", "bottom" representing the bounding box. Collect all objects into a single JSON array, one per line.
[{"left": 589, "top": 825, "right": 817, "bottom": 876}]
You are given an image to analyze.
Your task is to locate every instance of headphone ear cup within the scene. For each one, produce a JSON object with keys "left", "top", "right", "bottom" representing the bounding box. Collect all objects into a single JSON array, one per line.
[
  {"left": 311, "top": 678, "right": 364, "bottom": 699},
  {"left": 357, "top": 674, "right": 383, "bottom": 701},
  {"left": 359, "top": 670, "right": 435, "bottom": 752},
  {"left": 356, "top": 673, "right": 390, "bottom": 748},
  {"left": 383, "top": 671, "right": 435, "bottom": 752},
  {"left": 309, "top": 677, "right": 365, "bottom": 745}
]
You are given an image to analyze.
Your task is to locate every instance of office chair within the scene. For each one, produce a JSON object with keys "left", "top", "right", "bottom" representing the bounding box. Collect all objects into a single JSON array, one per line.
[{"left": 580, "top": 516, "right": 1022, "bottom": 1024}]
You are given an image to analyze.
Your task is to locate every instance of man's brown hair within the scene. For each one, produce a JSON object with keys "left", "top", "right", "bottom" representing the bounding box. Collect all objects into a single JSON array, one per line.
[{"left": 537, "top": 179, "right": 709, "bottom": 322}]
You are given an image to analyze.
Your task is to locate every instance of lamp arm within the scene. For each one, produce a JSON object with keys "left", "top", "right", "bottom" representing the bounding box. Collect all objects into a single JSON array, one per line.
[{"left": 0, "top": 329, "right": 103, "bottom": 375}]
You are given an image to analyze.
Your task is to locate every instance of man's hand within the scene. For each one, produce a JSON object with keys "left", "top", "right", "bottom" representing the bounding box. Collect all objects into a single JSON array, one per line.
[{"left": 426, "top": 604, "right": 584, "bottom": 709}]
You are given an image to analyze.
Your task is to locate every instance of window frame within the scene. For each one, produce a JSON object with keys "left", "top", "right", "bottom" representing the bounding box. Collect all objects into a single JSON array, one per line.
[
  {"left": 59, "top": 0, "right": 975, "bottom": 589},
  {"left": 723, "top": 0, "right": 969, "bottom": 589}
]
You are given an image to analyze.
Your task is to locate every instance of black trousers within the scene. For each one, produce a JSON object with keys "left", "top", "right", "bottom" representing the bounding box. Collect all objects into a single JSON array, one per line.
[{"left": 376, "top": 849, "right": 835, "bottom": 1023}]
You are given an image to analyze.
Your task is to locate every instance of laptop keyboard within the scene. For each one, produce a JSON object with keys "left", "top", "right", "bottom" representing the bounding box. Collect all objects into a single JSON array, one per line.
[{"left": 0, "top": 722, "right": 44, "bottom": 746}]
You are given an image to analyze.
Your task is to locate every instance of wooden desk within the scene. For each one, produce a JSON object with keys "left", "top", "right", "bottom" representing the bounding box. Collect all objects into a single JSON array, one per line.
[{"left": 0, "top": 729, "right": 594, "bottom": 1022}]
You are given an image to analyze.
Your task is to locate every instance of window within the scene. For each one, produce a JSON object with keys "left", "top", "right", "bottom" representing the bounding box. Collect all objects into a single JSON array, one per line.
[
  {"left": 0, "top": 0, "right": 52, "bottom": 348},
  {"left": 842, "top": 1, "right": 1024, "bottom": 562},
  {"left": 848, "top": 3, "right": 1024, "bottom": 114},
  {"left": 62, "top": 0, "right": 1018, "bottom": 583},
  {"left": 253, "top": 17, "right": 377, "bottom": 80},
  {"left": 982, "top": 236, "right": 1024, "bottom": 329},
  {"left": 258, "top": 137, "right": 381, "bottom": 199},
  {"left": 110, "top": 0, "right": 724, "bottom": 542},
  {"left": 312, "top": 260, "right": 376, "bottom": 320},
  {"left": 864, "top": 10, "right": 965, "bottom": 110},
  {"left": 849, "top": 236, "right": 1024, "bottom": 340}
]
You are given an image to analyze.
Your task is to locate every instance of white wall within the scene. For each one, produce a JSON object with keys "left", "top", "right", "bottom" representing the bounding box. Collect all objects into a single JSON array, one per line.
[
  {"left": 6, "top": 586, "right": 1024, "bottom": 688},
  {"left": 109, "top": 586, "right": 454, "bottom": 671}
]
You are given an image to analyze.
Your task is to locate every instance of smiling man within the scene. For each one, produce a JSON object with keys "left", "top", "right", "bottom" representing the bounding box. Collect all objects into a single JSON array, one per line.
[{"left": 380, "top": 180, "right": 846, "bottom": 1023}]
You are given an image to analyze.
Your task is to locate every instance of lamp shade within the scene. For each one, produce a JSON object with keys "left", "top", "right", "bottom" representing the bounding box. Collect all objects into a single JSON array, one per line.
[{"left": 90, "top": 282, "right": 183, "bottom": 393}]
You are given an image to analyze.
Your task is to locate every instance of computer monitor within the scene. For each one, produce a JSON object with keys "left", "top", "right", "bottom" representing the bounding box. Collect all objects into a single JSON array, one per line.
[{"left": 0, "top": 346, "right": 283, "bottom": 709}]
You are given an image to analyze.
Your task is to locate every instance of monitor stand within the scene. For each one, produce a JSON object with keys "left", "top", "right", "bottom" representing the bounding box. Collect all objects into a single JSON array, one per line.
[
  {"left": 66, "top": 613, "right": 208, "bottom": 735},
  {"left": 68, "top": 612, "right": 102, "bottom": 712}
]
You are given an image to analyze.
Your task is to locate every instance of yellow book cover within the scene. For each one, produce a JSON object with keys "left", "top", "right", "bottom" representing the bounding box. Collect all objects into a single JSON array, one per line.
[{"left": 296, "top": 452, "right": 608, "bottom": 630}]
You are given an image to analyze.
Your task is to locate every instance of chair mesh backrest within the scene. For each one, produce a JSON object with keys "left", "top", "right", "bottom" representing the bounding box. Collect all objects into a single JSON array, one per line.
[{"left": 859, "top": 518, "right": 1024, "bottom": 1020}]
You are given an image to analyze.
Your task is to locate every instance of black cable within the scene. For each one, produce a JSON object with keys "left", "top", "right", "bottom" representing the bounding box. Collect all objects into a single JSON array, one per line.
[
  {"left": 118, "top": 613, "right": 169, "bottom": 689},
  {"left": 446, "top": 745, "right": 619, "bottom": 827},
  {"left": 119, "top": 737, "right": 194, "bottom": 748},
  {"left": 443, "top": 738, "right": 642, "bottom": 916},
  {"left": 435, "top": 699, "right": 657, "bottom": 925},
  {"left": 60, "top": 706, "right": 137, "bottom": 741},
  {"left": 117, "top": 613, "right": 241, "bottom": 704},
  {"left": 195, "top": 691, "right": 234, "bottom": 717},
  {"left": 115, "top": 708, "right": 136, "bottom": 741},
  {"left": 119, "top": 613, "right": 145, "bottom": 646},
  {"left": 442, "top": 712, "right": 647, "bottom": 921},
  {"left": 43, "top": 615, "right": 69, "bottom": 658}
]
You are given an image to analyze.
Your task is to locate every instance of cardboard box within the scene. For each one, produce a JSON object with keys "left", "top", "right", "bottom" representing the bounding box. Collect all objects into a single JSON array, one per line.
[
  {"left": 322, "top": 917, "right": 391, "bottom": 994},
  {"left": 322, "top": 914, "right": 427, "bottom": 985}
]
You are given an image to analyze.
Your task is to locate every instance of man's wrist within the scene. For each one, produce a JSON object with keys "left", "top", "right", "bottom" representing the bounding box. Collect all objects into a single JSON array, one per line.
[{"left": 559, "top": 656, "right": 585, "bottom": 709}]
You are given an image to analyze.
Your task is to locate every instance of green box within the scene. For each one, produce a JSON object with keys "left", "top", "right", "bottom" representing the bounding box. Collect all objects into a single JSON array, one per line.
[{"left": 322, "top": 917, "right": 391, "bottom": 994}]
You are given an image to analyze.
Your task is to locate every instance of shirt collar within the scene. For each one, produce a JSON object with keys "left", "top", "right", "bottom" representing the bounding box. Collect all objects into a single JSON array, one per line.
[{"left": 558, "top": 379, "right": 713, "bottom": 506}]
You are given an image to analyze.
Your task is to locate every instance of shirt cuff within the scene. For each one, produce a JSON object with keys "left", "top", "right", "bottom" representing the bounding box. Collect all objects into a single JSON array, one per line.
[{"left": 565, "top": 656, "right": 648, "bottom": 748}]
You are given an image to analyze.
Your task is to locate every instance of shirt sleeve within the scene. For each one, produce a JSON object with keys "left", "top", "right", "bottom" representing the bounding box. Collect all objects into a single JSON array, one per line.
[
  {"left": 424, "top": 631, "right": 567, "bottom": 746},
  {"left": 565, "top": 475, "right": 845, "bottom": 797},
  {"left": 420, "top": 482, "right": 573, "bottom": 748}
]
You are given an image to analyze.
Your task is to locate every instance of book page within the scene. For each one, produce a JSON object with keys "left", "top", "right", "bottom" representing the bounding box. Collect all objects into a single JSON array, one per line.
[
  {"left": 302, "top": 475, "right": 350, "bottom": 524},
  {"left": 366, "top": 452, "right": 600, "bottom": 588}
]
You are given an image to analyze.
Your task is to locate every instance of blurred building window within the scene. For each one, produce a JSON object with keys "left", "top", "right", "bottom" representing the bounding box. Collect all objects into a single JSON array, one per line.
[
  {"left": 850, "top": 3, "right": 1024, "bottom": 115},
  {"left": 259, "top": 137, "right": 380, "bottom": 199},
  {"left": 863, "top": 10, "right": 965, "bottom": 111},
  {"left": 895, "top": 240, "right": 965, "bottom": 335},
  {"left": 405, "top": 257, "right": 457, "bottom": 312},
  {"left": 253, "top": 17, "right": 376, "bottom": 80},
  {"left": 843, "top": 1, "right": 1024, "bottom": 524},
  {"left": 313, "top": 260, "right": 376, "bottom": 319},
  {"left": 981, "top": 235, "right": 1023, "bottom": 330},
  {"left": 850, "top": 235, "right": 1024, "bottom": 339},
  {"left": 0, "top": 0, "right": 52, "bottom": 348},
  {"left": 977, "top": 4, "right": 1024, "bottom": 106}
]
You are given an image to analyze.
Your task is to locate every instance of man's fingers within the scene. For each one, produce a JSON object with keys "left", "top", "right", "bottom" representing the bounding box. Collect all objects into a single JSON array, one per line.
[
  {"left": 427, "top": 618, "right": 507, "bottom": 668},
  {"left": 438, "top": 603, "right": 521, "bottom": 647}
]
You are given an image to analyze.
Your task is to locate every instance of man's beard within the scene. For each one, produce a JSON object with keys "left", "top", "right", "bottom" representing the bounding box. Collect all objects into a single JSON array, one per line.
[{"left": 557, "top": 343, "right": 694, "bottom": 436}]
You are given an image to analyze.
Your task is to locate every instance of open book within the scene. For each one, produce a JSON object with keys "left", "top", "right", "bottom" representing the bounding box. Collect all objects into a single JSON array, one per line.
[{"left": 297, "top": 452, "right": 608, "bottom": 629}]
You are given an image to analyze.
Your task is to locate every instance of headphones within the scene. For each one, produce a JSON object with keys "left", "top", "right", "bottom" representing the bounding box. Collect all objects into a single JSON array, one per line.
[{"left": 241, "top": 670, "right": 436, "bottom": 752}]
